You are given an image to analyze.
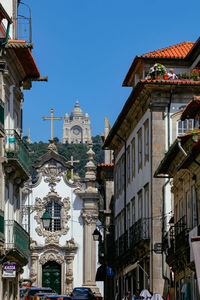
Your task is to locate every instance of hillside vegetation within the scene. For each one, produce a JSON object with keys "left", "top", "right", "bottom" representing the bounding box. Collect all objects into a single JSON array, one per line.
[{"left": 24, "top": 135, "right": 104, "bottom": 178}]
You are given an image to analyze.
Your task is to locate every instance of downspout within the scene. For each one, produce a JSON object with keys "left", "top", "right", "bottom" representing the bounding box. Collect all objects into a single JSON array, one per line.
[{"left": 162, "top": 86, "right": 173, "bottom": 282}]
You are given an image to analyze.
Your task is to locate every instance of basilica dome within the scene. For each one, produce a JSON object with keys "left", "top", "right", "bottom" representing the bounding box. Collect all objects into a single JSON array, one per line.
[{"left": 71, "top": 100, "right": 83, "bottom": 117}]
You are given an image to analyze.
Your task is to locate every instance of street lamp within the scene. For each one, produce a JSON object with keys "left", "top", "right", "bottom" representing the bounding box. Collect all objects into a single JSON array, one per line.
[
  {"left": 92, "top": 228, "right": 101, "bottom": 241},
  {"left": 41, "top": 211, "right": 52, "bottom": 230}
]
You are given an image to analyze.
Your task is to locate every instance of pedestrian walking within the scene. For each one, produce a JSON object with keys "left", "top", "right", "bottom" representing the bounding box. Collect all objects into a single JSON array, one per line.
[
  {"left": 140, "top": 289, "right": 152, "bottom": 299},
  {"left": 151, "top": 294, "right": 163, "bottom": 300}
]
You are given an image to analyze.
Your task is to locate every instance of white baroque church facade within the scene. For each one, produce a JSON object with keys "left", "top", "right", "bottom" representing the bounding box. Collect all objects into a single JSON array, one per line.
[
  {"left": 21, "top": 141, "right": 102, "bottom": 296},
  {"left": 62, "top": 101, "right": 92, "bottom": 144}
]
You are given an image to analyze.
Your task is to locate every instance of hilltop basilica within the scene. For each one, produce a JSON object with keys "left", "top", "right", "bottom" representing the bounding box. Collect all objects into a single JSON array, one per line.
[{"left": 62, "top": 101, "right": 92, "bottom": 144}]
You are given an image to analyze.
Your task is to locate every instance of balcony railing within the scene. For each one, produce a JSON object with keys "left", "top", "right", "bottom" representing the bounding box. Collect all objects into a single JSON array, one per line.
[
  {"left": 0, "top": 209, "right": 4, "bottom": 240},
  {"left": 5, "top": 220, "right": 30, "bottom": 259},
  {"left": 0, "top": 99, "right": 4, "bottom": 136},
  {"left": 17, "top": 2, "right": 32, "bottom": 43},
  {"left": 5, "top": 129, "right": 30, "bottom": 174},
  {"left": 130, "top": 218, "right": 150, "bottom": 247},
  {"left": 166, "top": 216, "right": 189, "bottom": 254}
]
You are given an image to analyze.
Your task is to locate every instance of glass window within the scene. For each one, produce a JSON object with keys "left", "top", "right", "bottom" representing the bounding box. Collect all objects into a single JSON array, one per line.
[
  {"left": 138, "top": 190, "right": 143, "bottom": 220},
  {"left": 144, "top": 120, "right": 149, "bottom": 163},
  {"left": 127, "top": 145, "right": 130, "bottom": 183},
  {"left": 186, "top": 191, "right": 190, "bottom": 229},
  {"left": 46, "top": 199, "right": 61, "bottom": 232},
  {"left": 138, "top": 128, "right": 142, "bottom": 171},
  {"left": 177, "top": 119, "right": 194, "bottom": 136},
  {"left": 131, "top": 197, "right": 136, "bottom": 225},
  {"left": 192, "top": 187, "right": 198, "bottom": 228},
  {"left": 144, "top": 184, "right": 149, "bottom": 219},
  {"left": 131, "top": 138, "right": 135, "bottom": 178}
]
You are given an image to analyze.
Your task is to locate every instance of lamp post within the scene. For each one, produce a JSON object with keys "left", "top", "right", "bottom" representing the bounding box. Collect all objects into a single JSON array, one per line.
[
  {"left": 92, "top": 228, "right": 102, "bottom": 242},
  {"left": 41, "top": 211, "right": 52, "bottom": 230}
]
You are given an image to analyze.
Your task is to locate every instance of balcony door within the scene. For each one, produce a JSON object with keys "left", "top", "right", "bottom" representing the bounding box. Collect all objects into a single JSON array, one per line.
[{"left": 42, "top": 261, "right": 61, "bottom": 294}]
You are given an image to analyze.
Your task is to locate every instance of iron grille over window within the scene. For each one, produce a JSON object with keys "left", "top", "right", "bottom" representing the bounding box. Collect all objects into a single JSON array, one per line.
[{"left": 46, "top": 200, "right": 61, "bottom": 232}]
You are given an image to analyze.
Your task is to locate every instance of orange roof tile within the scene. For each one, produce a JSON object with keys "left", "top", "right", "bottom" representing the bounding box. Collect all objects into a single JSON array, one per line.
[
  {"left": 181, "top": 97, "right": 200, "bottom": 120},
  {"left": 97, "top": 163, "right": 114, "bottom": 167},
  {"left": 142, "top": 41, "right": 195, "bottom": 58},
  {"left": 7, "top": 40, "right": 40, "bottom": 78}
]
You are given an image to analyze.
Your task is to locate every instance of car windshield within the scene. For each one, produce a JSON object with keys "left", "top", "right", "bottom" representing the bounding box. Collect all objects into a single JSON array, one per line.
[{"left": 73, "top": 288, "right": 91, "bottom": 295}]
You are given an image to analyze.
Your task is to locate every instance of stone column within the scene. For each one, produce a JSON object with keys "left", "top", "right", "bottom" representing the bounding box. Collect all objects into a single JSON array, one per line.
[
  {"left": 30, "top": 252, "right": 39, "bottom": 286},
  {"left": 65, "top": 253, "right": 74, "bottom": 295},
  {"left": 82, "top": 211, "right": 98, "bottom": 286},
  {"left": 76, "top": 143, "right": 101, "bottom": 295}
]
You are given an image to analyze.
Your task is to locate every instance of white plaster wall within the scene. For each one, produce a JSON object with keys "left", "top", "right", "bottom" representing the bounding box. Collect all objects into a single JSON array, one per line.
[
  {"left": 1, "top": 0, "right": 12, "bottom": 18},
  {"left": 22, "top": 169, "right": 84, "bottom": 287},
  {"left": 1, "top": 0, "right": 14, "bottom": 39},
  {"left": 115, "top": 109, "right": 151, "bottom": 218}
]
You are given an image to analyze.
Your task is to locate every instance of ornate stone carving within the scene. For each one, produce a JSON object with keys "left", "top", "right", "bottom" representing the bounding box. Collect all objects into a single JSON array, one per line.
[
  {"left": 42, "top": 160, "right": 63, "bottom": 191},
  {"left": 39, "top": 252, "right": 64, "bottom": 265},
  {"left": 81, "top": 212, "right": 98, "bottom": 225},
  {"left": 34, "top": 191, "right": 70, "bottom": 244},
  {"left": 66, "top": 238, "right": 76, "bottom": 249}
]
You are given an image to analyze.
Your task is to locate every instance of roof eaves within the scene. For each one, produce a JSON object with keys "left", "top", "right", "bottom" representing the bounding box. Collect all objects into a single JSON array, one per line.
[
  {"left": 185, "top": 37, "right": 200, "bottom": 60},
  {"left": 103, "top": 82, "right": 144, "bottom": 149},
  {"left": 154, "top": 135, "right": 191, "bottom": 177},
  {"left": 154, "top": 139, "right": 178, "bottom": 177}
]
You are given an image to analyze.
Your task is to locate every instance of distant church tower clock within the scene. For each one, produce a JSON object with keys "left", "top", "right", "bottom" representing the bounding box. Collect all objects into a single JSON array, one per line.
[{"left": 62, "top": 100, "right": 92, "bottom": 144}]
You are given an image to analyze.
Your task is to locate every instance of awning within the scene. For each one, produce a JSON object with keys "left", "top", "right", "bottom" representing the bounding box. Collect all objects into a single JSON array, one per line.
[{"left": 123, "top": 261, "right": 138, "bottom": 275}]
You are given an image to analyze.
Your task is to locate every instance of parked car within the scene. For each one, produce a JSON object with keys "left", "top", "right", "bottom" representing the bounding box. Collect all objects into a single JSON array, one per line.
[
  {"left": 20, "top": 288, "right": 27, "bottom": 299},
  {"left": 42, "top": 296, "right": 71, "bottom": 300},
  {"left": 71, "top": 287, "right": 96, "bottom": 300},
  {"left": 33, "top": 293, "right": 58, "bottom": 300},
  {"left": 23, "top": 287, "right": 55, "bottom": 299}
]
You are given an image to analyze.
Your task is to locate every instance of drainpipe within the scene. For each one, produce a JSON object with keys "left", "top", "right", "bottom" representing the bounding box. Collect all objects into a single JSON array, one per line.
[
  {"left": 177, "top": 138, "right": 187, "bottom": 157},
  {"left": 162, "top": 86, "right": 173, "bottom": 283}
]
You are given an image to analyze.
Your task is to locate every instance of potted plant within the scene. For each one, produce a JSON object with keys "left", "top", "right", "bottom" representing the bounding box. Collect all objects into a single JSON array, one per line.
[
  {"left": 147, "top": 63, "right": 167, "bottom": 79},
  {"left": 190, "top": 69, "right": 200, "bottom": 81}
]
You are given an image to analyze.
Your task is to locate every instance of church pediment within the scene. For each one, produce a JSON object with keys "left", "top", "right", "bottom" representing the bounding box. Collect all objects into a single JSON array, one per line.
[{"left": 34, "top": 150, "right": 72, "bottom": 170}]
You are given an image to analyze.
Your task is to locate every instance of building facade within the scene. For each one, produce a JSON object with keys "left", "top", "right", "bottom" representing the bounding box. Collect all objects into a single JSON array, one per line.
[
  {"left": 62, "top": 100, "right": 92, "bottom": 144},
  {"left": 155, "top": 97, "right": 200, "bottom": 300},
  {"left": 22, "top": 141, "right": 102, "bottom": 296},
  {"left": 103, "top": 38, "right": 200, "bottom": 299},
  {"left": 0, "top": 1, "right": 45, "bottom": 299}
]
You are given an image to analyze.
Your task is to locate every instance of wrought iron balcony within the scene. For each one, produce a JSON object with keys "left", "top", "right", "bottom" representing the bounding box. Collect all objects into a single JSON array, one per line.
[
  {"left": 0, "top": 209, "right": 4, "bottom": 241},
  {"left": 17, "top": 2, "right": 32, "bottom": 43},
  {"left": 129, "top": 218, "right": 150, "bottom": 247},
  {"left": 5, "top": 129, "right": 30, "bottom": 176},
  {"left": 5, "top": 220, "right": 30, "bottom": 259},
  {"left": 166, "top": 216, "right": 189, "bottom": 254},
  {"left": 0, "top": 99, "right": 4, "bottom": 137},
  {"left": 174, "top": 216, "right": 189, "bottom": 250}
]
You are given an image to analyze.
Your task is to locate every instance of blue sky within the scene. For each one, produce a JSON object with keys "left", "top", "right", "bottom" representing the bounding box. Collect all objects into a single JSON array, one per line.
[{"left": 23, "top": 0, "right": 200, "bottom": 142}]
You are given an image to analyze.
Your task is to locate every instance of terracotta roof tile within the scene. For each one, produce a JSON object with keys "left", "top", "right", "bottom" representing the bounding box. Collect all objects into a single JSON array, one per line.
[
  {"left": 6, "top": 40, "right": 40, "bottom": 78},
  {"left": 181, "top": 97, "right": 200, "bottom": 120},
  {"left": 140, "top": 79, "right": 200, "bottom": 85},
  {"left": 97, "top": 163, "right": 114, "bottom": 167},
  {"left": 141, "top": 41, "right": 194, "bottom": 59}
]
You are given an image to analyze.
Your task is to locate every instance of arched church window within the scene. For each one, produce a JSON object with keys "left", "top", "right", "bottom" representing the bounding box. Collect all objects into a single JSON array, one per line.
[{"left": 45, "top": 200, "right": 61, "bottom": 232}]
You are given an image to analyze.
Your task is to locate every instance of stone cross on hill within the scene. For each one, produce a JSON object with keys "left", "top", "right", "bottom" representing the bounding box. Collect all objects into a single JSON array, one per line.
[
  {"left": 42, "top": 108, "right": 62, "bottom": 140},
  {"left": 67, "top": 156, "right": 80, "bottom": 179}
]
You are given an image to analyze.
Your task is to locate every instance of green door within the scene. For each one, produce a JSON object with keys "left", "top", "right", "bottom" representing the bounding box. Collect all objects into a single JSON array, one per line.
[{"left": 42, "top": 261, "right": 61, "bottom": 294}]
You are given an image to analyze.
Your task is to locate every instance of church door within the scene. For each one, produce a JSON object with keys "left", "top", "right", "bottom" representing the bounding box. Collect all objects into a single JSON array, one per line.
[{"left": 42, "top": 261, "right": 61, "bottom": 294}]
